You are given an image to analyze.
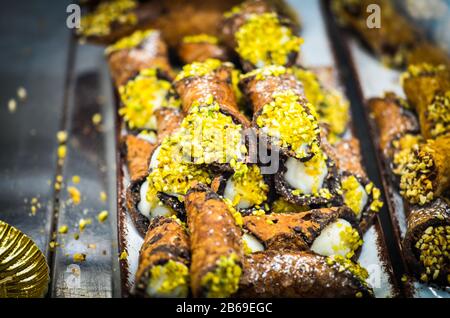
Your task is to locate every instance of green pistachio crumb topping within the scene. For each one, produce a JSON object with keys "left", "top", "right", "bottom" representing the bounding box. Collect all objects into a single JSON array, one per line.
[
  {"left": 146, "top": 133, "right": 212, "bottom": 205},
  {"left": 342, "top": 176, "right": 364, "bottom": 216},
  {"left": 149, "top": 260, "right": 189, "bottom": 297},
  {"left": 182, "top": 34, "right": 219, "bottom": 45},
  {"left": 398, "top": 143, "right": 435, "bottom": 206},
  {"left": 326, "top": 255, "right": 370, "bottom": 290},
  {"left": 106, "top": 29, "right": 155, "bottom": 55},
  {"left": 118, "top": 68, "right": 179, "bottom": 129},
  {"left": 415, "top": 225, "right": 450, "bottom": 284},
  {"left": 427, "top": 92, "right": 450, "bottom": 138},
  {"left": 229, "top": 165, "right": 268, "bottom": 208},
  {"left": 178, "top": 99, "right": 246, "bottom": 166},
  {"left": 292, "top": 67, "right": 349, "bottom": 142},
  {"left": 201, "top": 253, "right": 242, "bottom": 298},
  {"left": 175, "top": 58, "right": 223, "bottom": 81},
  {"left": 78, "top": 0, "right": 137, "bottom": 38},
  {"left": 235, "top": 13, "right": 303, "bottom": 67},
  {"left": 256, "top": 89, "right": 321, "bottom": 159}
]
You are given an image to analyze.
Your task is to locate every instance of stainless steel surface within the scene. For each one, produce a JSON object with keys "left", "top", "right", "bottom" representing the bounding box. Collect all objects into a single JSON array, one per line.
[
  {"left": 0, "top": 1, "right": 71, "bottom": 258},
  {"left": 50, "top": 43, "right": 120, "bottom": 298},
  {"left": 0, "top": 2, "right": 120, "bottom": 298}
]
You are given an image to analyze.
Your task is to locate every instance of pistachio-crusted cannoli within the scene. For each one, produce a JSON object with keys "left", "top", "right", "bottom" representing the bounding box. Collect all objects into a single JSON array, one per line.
[
  {"left": 128, "top": 129, "right": 213, "bottom": 236},
  {"left": 174, "top": 59, "right": 250, "bottom": 173},
  {"left": 402, "top": 198, "right": 450, "bottom": 286},
  {"left": 78, "top": 0, "right": 241, "bottom": 45},
  {"left": 401, "top": 64, "right": 450, "bottom": 139},
  {"left": 236, "top": 251, "right": 373, "bottom": 298},
  {"left": 292, "top": 66, "right": 350, "bottom": 144},
  {"left": 396, "top": 135, "right": 450, "bottom": 206},
  {"left": 118, "top": 67, "right": 180, "bottom": 132},
  {"left": 368, "top": 94, "right": 420, "bottom": 161},
  {"left": 107, "top": 29, "right": 174, "bottom": 87},
  {"left": 242, "top": 206, "right": 363, "bottom": 259},
  {"left": 332, "top": 0, "right": 419, "bottom": 68},
  {"left": 134, "top": 216, "right": 190, "bottom": 298},
  {"left": 331, "top": 138, "right": 383, "bottom": 232},
  {"left": 222, "top": 0, "right": 302, "bottom": 71},
  {"left": 174, "top": 59, "right": 249, "bottom": 126},
  {"left": 240, "top": 66, "right": 342, "bottom": 207},
  {"left": 185, "top": 184, "right": 243, "bottom": 298},
  {"left": 178, "top": 34, "right": 230, "bottom": 64},
  {"left": 211, "top": 164, "right": 270, "bottom": 214},
  {"left": 123, "top": 107, "right": 182, "bottom": 182},
  {"left": 77, "top": 0, "right": 141, "bottom": 44}
]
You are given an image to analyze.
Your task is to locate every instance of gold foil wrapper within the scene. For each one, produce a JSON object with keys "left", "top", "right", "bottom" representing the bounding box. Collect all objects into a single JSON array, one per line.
[{"left": 0, "top": 220, "right": 49, "bottom": 298}]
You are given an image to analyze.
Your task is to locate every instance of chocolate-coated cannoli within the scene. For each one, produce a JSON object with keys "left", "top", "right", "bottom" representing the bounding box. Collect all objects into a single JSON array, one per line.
[
  {"left": 211, "top": 164, "right": 269, "bottom": 214},
  {"left": 178, "top": 34, "right": 230, "bottom": 64},
  {"left": 241, "top": 66, "right": 342, "bottom": 207},
  {"left": 402, "top": 198, "right": 450, "bottom": 286},
  {"left": 331, "top": 138, "right": 383, "bottom": 232},
  {"left": 401, "top": 64, "right": 450, "bottom": 139},
  {"left": 368, "top": 93, "right": 419, "bottom": 160},
  {"left": 397, "top": 135, "right": 450, "bottom": 206},
  {"left": 107, "top": 29, "right": 174, "bottom": 87},
  {"left": 222, "top": 0, "right": 302, "bottom": 71},
  {"left": 185, "top": 184, "right": 243, "bottom": 298},
  {"left": 242, "top": 206, "right": 363, "bottom": 259},
  {"left": 236, "top": 251, "right": 373, "bottom": 298},
  {"left": 134, "top": 216, "right": 190, "bottom": 298}
]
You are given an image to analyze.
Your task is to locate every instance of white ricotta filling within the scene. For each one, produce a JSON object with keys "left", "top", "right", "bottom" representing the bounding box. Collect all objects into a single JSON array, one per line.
[
  {"left": 242, "top": 233, "right": 265, "bottom": 253},
  {"left": 223, "top": 179, "right": 252, "bottom": 209},
  {"left": 138, "top": 180, "right": 173, "bottom": 219},
  {"left": 284, "top": 156, "right": 328, "bottom": 194},
  {"left": 310, "top": 218, "right": 355, "bottom": 258}
]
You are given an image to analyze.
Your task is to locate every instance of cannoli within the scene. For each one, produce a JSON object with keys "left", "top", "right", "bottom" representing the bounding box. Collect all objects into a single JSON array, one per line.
[
  {"left": 401, "top": 64, "right": 450, "bottom": 139},
  {"left": 122, "top": 134, "right": 156, "bottom": 182},
  {"left": 178, "top": 34, "right": 230, "bottom": 64},
  {"left": 174, "top": 59, "right": 250, "bottom": 172},
  {"left": 292, "top": 67, "right": 350, "bottom": 143},
  {"left": 396, "top": 135, "right": 450, "bottom": 206},
  {"left": 127, "top": 130, "right": 212, "bottom": 236},
  {"left": 78, "top": 0, "right": 242, "bottom": 46},
  {"left": 211, "top": 164, "right": 269, "bottom": 214},
  {"left": 236, "top": 251, "right": 373, "bottom": 298},
  {"left": 402, "top": 198, "right": 450, "bottom": 286},
  {"left": 242, "top": 206, "right": 363, "bottom": 259},
  {"left": 134, "top": 216, "right": 190, "bottom": 298},
  {"left": 368, "top": 93, "right": 419, "bottom": 161},
  {"left": 240, "top": 66, "right": 342, "bottom": 207},
  {"left": 125, "top": 107, "right": 189, "bottom": 236},
  {"left": 185, "top": 184, "right": 243, "bottom": 298},
  {"left": 107, "top": 29, "right": 174, "bottom": 87},
  {"left": 332, "top": 0, "right": 419, "bottom": 68},
  {"left": 331, "top": 138, "right": 383, "bottom": 231},
  {"left": 222, "top": 0, "right": 302, "bottom": 71},
  {"left": 118, "top": 67, "right": 180, "bottom": 132}
]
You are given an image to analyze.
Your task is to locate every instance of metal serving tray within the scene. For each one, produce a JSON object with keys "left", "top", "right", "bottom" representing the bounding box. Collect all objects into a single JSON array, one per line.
[
  {"left": 116, "top": 0, "right": 399, "bottom": 298},
  {"left": 323, "top": 1, "right": 450, "bottom": 298}
]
